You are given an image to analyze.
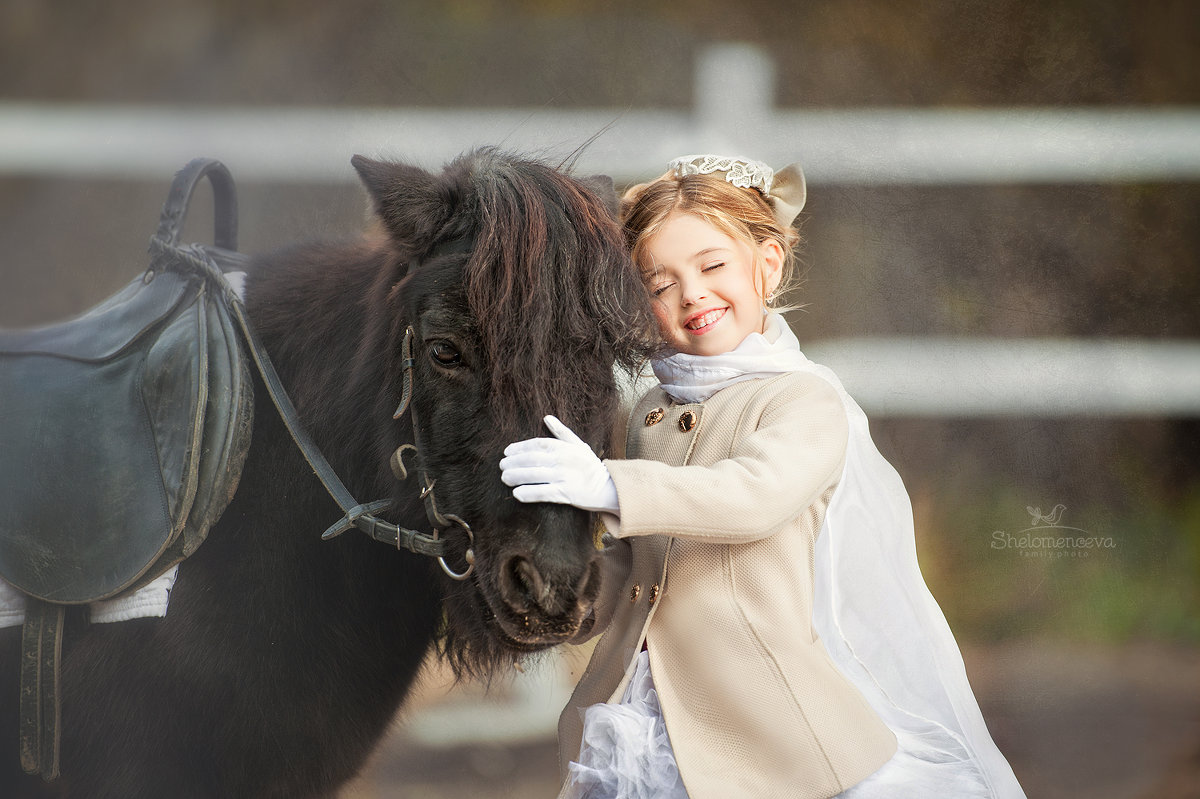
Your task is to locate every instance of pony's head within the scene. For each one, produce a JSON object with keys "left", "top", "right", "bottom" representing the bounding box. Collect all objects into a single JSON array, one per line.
[{"left": 352, "top": 149, "right": 655, "bottom": 677}]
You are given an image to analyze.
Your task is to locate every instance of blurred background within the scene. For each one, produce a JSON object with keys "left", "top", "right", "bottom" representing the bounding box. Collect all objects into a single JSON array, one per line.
[{"left": 1, "top": 1, "right": 1197, "bottom": 797}]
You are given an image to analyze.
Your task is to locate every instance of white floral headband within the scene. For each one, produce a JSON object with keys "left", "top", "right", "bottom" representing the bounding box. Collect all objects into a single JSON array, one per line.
[{"left": 666, "top": 154, "right": 807, "bottom": 228}]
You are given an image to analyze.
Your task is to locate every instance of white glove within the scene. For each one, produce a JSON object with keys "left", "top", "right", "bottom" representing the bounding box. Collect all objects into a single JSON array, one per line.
[{"left": 499, "top": 415, "right": 620, "bottom": 515}]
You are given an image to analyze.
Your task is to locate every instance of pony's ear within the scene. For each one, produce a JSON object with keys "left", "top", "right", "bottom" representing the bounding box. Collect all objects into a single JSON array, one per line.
[
  {"left": 351, "top": 155, "right": 453, "bottom": 247},
  {"left": 577, "top": 174, "right": 619, "bottom": 218}
]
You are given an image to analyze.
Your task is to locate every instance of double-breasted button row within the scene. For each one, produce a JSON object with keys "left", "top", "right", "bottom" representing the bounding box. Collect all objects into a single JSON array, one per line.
[
  {"left": 645, "top": 407, "right": 698, "bottom": 432},
  {"left": 630, "top": 582, "right": 662, "bottom": 606}
]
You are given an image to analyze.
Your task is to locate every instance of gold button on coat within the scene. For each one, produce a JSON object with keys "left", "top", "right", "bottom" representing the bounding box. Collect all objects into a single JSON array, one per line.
[
  {"left": 630, "top": 584, "right": 641, "bottom": 602},
  {"left": 648, "top": 583, "right": 660, "bottom": 606},
  {"left": 645, "top": 408, "right": 664, "bottom": 426},
  {"left": 678, "top": 410, "right": 697, "bottom": 432}
]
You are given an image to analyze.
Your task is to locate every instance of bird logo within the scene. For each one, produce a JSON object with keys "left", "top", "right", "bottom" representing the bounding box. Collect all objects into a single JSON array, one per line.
[{"left": 1026, "top": 504, "right": 1066, "bottom": 527}]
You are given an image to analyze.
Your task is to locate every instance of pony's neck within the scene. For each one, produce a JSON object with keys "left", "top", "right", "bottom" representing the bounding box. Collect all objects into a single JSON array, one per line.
[{"left": 244, "top": 238, "right": 402, "bottom": 500}]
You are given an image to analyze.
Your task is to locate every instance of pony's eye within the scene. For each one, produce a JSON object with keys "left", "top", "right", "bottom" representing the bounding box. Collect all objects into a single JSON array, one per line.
[{"left": 429, "top": 340, "right": 462, "bottom": 368}]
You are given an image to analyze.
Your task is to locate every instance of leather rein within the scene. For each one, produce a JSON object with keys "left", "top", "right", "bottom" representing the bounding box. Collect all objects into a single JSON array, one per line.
[{"left": 163, "top": 240, "right": 477, "bottom": 581}]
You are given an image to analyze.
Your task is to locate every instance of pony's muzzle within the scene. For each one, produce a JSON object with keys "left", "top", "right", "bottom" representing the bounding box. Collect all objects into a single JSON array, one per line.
[{"left": 497, "top": 553, "right": 595, "bottom": 620}]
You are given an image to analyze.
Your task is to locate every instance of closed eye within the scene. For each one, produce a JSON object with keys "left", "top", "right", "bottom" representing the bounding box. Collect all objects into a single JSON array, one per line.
[
  {"left": 651, "top": 282, "right": 675, "bottom": 297},
  {"left": 702, "top": 262, "right": 725, "bottom": 272}
]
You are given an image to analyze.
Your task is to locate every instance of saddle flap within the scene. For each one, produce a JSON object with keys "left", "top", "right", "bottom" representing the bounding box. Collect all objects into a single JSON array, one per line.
[
  {"left": 0, "top": 272, "right": 192, "bottom": 363},
  {"left": 0, "top": 273, "right": 211, "bottom": 603},
  {"left": 138, "top": 286, "right": 254, "bottom": 578}
]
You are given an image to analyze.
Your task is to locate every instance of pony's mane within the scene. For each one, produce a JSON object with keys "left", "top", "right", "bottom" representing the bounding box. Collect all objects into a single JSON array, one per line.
[{"left": 456, "top": 149, "right": 656, "bottom": 448}]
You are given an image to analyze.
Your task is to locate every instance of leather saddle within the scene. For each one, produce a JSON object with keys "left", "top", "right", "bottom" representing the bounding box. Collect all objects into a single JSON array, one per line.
[{"left": 0, "top": 159, "right": 254, "bottom": 777}]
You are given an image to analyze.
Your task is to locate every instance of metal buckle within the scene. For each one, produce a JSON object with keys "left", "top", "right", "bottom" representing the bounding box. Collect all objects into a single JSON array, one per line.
[{"left": 435, "top": 514, "right": 475, "bottom": 581}]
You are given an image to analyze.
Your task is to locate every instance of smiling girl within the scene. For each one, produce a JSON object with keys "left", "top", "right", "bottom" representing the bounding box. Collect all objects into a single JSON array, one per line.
[
  {"left": 500, "top": 155, "right": 1025, "bottom": 799},
  {"left": 640, "top": 203, "right": 782, "bottom": 356}
]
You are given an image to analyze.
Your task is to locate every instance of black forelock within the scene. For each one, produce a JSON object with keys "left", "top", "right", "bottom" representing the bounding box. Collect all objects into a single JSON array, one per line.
[{"left": 452, "top": 149, "right": 656, "bottom": 445}]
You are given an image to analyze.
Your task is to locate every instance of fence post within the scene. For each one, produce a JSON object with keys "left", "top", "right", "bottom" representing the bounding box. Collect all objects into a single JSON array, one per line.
[{"left": 693, "top": 42, "right": 775, "bottom": 151}]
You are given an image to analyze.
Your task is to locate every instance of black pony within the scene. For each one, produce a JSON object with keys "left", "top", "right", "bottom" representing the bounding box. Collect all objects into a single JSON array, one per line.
[{"left": 0, "top": 149, "right": 654, "bottom": 797}]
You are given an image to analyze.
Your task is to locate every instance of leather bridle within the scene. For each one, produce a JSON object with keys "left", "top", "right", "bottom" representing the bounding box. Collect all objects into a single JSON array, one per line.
[
  {"left": 377, "top": 325, "right": 476, "bottom": 580},
  {"left": 312, "top": 324, "right": 475, "bottom": 581},
  {"left": 185, "top": 241, "right": 478, "bottom": 581}
]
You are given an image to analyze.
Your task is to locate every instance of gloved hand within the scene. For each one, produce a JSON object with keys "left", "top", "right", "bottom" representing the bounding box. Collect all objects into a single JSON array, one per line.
[{"left": 499, "top": 415, "right": 620, "bottom": 515}]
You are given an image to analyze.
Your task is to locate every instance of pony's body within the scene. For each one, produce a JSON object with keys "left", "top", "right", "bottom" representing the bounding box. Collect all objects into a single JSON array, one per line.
[{"left": 0, "top": 151, "right": 653, "bottom": 797}]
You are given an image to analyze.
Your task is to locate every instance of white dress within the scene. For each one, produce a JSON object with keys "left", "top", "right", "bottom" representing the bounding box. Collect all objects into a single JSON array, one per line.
[
  {"left": 562, "top": 650, "right": 689, "bottom": 799},
  {"left": 561, "top": 315, "right": 1025, "bottom": 799},
  {"left": 565, "top": 650, "right": 996, "bottom": 798}
]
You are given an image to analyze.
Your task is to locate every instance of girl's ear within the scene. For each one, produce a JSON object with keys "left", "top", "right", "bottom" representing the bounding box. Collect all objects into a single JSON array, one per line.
[{"left": 759, "top": 238, "right": 785, "bottom": 299}]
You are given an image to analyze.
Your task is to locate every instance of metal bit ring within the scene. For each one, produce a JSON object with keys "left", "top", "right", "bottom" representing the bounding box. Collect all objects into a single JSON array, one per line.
[{"left": 435, "top": 514, "right": 475, "bottom": 581}]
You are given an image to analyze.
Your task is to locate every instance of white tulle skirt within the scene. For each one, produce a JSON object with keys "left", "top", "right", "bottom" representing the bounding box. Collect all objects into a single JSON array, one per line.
[
  {"left": 561, "top": 650, "right": 996, "bottom": 799},
  {"left": 562, "top": 650, "right": 689, "bottom": 799}
]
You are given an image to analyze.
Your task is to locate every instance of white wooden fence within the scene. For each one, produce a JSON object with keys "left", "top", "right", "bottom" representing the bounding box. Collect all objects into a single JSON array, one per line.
[
  {"left": 2, "top": 42, "right": 1198, "bottom": 417},
  {"left": 2, "top": 43, "right": 1199, "bottom": 185}
]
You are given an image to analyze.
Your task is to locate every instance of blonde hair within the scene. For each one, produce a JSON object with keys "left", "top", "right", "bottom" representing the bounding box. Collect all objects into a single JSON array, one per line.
[{"left": 619, "top": 170, "right": 802, "bottom": 307}]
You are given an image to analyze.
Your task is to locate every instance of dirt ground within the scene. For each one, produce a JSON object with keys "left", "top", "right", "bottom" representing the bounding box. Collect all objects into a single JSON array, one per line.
[{"left": 340, "top": 640, "right": 1200, "bottom": 799}]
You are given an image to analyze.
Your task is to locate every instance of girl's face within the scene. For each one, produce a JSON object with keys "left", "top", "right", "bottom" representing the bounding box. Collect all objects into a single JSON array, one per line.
[{"left": 642, "top": 211, "right": 783, "bottom": 357}]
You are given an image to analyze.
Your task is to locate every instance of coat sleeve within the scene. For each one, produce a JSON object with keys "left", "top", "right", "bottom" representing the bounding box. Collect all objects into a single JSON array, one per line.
[{"left": 602, "top": 374, "right": 848, "bottom": 544}]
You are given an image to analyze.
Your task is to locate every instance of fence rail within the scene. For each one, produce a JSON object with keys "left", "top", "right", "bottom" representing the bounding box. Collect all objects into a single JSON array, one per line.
[
  {"left": 2, "top": 44, "right": 1198, "bottom": 185},
  {"left": 2, "top": 101, "right": 1198, "bottom": 185},
  {"left": 806, "top": 338, "right": 1200, "bottom": 417},
  {"left": 3, "top": 43, "right": 1197, "bottom": 416}
]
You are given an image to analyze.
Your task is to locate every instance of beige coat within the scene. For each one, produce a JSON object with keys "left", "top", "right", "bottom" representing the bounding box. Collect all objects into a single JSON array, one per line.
[{"left": 558, "top": 371, "right": 896, "bottom": 799}]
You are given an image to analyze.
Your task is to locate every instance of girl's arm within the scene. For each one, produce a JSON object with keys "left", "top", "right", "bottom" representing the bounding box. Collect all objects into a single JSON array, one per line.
[
  {"left": 500, "top": 373, "right": 848, "bottom": 544},
  {"left": 604, "top": 375, "right": 847, "bottom": 544}
]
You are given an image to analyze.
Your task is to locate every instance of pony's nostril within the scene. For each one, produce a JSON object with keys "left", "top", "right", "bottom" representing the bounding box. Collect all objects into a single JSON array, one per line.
[
  {"left": 574, "top": 557, "right": 599, "bottom": 602},
  {"left": 500, "top": 555, "right": 549, "bottom": 613},
  {"left": 516, "top": 558, "right": 549, "bottom": 606}
]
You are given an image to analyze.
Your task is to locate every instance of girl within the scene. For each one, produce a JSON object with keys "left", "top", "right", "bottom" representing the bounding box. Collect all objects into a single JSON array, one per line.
[{"left": 500, "top": 154, "right": 1025, "bottom": 799}]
